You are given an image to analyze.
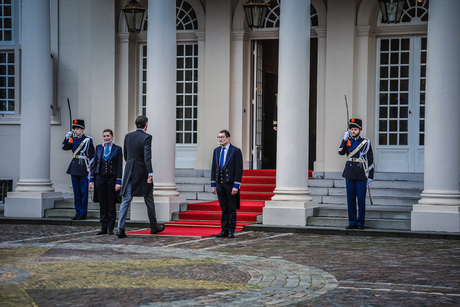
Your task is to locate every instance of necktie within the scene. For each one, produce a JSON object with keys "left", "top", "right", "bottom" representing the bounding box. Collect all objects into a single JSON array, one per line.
[
  {"left": 219, "top": 147, "right": 226, "bottom": 168},
  {"left": 103, "top": 145, "right": 110, "bottom": 161}
]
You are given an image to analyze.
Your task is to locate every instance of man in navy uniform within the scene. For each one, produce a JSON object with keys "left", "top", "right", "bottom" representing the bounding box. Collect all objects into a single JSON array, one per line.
[
  {"left": 89, "top": 129, "right": 123, "bottom": 235},
  {"left": 62, "top": 119, "right": 95, "bottom": 220},
  {"left": 338, "top": 118, "right": 374, "bottom": 229},
  {"left": 211, "top": 130, "right": 243, "bottom": 238},
  {"left": 116, "top": 116, "right": 165, "bottom": 238}
]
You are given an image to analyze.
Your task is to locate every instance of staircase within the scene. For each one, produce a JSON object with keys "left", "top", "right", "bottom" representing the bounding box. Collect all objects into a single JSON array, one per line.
[
  {"left": 166, "top": 170, "right": 275, "bottom": 231},
  {"left": 46, "top": 169, "right": 422, "bottom": 231}
]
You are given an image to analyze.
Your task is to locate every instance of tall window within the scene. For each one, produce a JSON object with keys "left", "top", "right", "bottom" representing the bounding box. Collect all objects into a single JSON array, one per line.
[
  {"left": 176, "top": 43, "right": 198, "bottom": 144},
  {"left": 0, "top": 0, "right": 19, "bottom": 115},
  {"left": 139, "top": 0, "right": 198, "bottom": 145}
]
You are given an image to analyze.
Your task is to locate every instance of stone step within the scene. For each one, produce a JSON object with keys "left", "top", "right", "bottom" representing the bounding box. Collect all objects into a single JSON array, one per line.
[
  {"left": 44, "top": 208, "right": 131, "bottom": 219},
  {"left": 313, "top": 205, "right": 411, "bottom": 220},
  {"left": 321, "top": 195, "right": 418, "bottom": 207},
  {"left": 307, "top": 216, "right": 411, "bottom": 230},
  {"left": 327, "top": 187, "right": 421, "bottom": 198}
]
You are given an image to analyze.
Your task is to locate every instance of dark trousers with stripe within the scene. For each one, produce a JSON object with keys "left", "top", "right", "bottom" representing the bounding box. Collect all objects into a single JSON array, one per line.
[
  {"left": 216, "top": 183, "right": 237, "bottom": 233},
  {"left": 71, "top": 175, "right": 89, "bottom": 217},
  {"left": 346, "top": 179, "right": 367, "bottom": 226}
]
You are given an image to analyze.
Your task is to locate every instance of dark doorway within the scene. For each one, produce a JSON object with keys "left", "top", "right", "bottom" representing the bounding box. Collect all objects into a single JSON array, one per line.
[{"left": 258, "top": 39, "right": 317, "bottom": 170}]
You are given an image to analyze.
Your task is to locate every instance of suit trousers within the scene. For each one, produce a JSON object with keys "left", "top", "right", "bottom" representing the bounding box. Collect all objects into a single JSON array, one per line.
[
  {"left": 71, "top": 175, "right": 88, "bottom": 217},
  {"left": 216, "top": 183, "right": 237, "bottom": 233},
  {"left": 346, "top": 179, "right": 367, "bottom": 226},
  {"left": 95, "top": 175, "right": 117, "bottom": 231},
  {"left": 117, "top": 180, "right": 159, "bottom": 231}
]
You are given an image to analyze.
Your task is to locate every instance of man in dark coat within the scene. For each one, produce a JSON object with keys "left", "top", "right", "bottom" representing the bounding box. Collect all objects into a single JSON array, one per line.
[
  {"left": 116, "top": 116, "right": 165, "bottom": 238},
  {"left": 89, "top": 129, "right": 123, "bottom": 235},
  {"left": 211, "top": 130, "right": 243, "bottom": 238},
  {"left": 338, "top": 118, "right": 374, "bottom": 230},
  {"left": 62, "top": 119, "right": 95, "bottom": 220}
]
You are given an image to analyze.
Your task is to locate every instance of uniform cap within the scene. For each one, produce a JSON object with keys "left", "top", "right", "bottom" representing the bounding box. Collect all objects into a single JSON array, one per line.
[
  {"left": 349, "top": 118, "right": 362, "bottom": 130},
  {"left": 72, "top": 119, "right": 85, "bottom": 129}
]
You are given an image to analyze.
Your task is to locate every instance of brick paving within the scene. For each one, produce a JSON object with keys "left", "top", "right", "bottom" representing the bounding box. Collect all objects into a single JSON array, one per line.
[{"left": 0, "top": 224, "right": 459, "bottom": 306}]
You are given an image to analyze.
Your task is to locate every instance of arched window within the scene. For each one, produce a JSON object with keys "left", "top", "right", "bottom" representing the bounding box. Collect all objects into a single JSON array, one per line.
[
  {"left": 263, "top": 0, "right": 319, "bottom": 28},
  {"left": 140, "top": 0, "right": 199, "bottom": 145},
  {"left": 379, "top": 0, "right": 429, "bottom": 25}
]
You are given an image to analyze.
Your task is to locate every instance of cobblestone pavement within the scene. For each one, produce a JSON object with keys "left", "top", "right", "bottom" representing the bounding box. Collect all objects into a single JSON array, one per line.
[{"left": 0, "top": 224, "right": 459, "bottom": 306}]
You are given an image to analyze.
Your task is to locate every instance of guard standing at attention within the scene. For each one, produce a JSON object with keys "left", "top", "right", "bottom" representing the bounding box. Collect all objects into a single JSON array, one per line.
[
  {"left": 62, "top": 119, "right": 95, "bottom": 220},
  {"left": 211, "top": 130, "right": 243, "bottom": 238},
  {"left": 338, "top": 118, "right": 374, "bottom": 229}
]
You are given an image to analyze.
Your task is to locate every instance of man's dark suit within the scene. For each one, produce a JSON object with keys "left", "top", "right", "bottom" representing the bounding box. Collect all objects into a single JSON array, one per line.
[
  {"left": 90, "top": 143, "right": 123, "bottom": 233},
  {"left": 211, "top": 144, "right": 243, "bottom": 235},
  {"left": 118, "top": 129, "right": 160, "bottom": 234}
]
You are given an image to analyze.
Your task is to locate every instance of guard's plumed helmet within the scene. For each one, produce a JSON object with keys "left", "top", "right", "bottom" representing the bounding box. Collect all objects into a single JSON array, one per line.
[{"left": 349, "top": 118, "right": 362, "bottom": 130}]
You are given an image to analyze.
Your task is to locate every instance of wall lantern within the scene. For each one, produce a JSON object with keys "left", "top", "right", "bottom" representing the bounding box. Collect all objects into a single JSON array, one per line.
[
  {"left": 122, "top": 0, "right": 146, "bottom": 32},
  {"left": 378, "top": 0, "right": 405, "bottom": 24},
  {"left": 243, "top": 0, "right": 270, "bottom": 28}
]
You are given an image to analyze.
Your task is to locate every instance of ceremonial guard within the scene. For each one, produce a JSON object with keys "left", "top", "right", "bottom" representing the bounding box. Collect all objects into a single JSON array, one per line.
[
  {"left": 211, "top": 130, "right": 243, "bottom": 238},
  {"left": 90, "top": 129, "right": 123, "bottom": 235},
  {"left": 62, "top": 119, "right": 95, "bottom": 220},
  {"left": 338, "top": 118, "right": 374, "bottom": 229}
]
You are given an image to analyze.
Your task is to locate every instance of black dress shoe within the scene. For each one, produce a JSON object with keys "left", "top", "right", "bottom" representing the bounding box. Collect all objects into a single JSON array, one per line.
[
  {"left": 358, "top": 225, "right": 365, "bottom": 230},
  {"left": 97, "top": 229, "right": 108, "bottom": 235},
  {"left": 116, "top": 229, "right": 127, "bottom": 238},
  {"left": 77, "top": 216, "right": 86, "bottom": 220},
  {"left": 71, "top": 216, "right": 78, "bottom": 220},
  {"left": 108, "top": 230, "right": 114, "bottom": 235},
  {"left": 150, "top": 225, "right": 166, "bottom": 234},
  {"left": 215, "top": 231, "right": 229, "bottom": 238},
  {"left": 228, "top": 232, "right": 235, "bottom": 238},
  {"left": 346, "top": 225, "right": 358, "bottom": 229}
]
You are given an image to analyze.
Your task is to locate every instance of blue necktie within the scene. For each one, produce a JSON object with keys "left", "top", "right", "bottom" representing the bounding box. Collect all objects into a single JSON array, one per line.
[
  {"left": 103, "top": 145, "right": 110, "bottom": 161},
  {"left": 219, "top": 147, "right": 226, "bottom": 168}
]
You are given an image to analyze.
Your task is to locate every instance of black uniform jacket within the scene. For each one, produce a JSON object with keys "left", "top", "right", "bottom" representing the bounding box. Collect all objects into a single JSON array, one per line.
[
  {"left": 62, "top": 134, "right": 95, "bottom": 176},
  {"left": 338, "top": 137, "right": 374, "bottom": 181},
  {"left": 90, "top": 143, "right": 123, "bottom": 184},
  {"left": 120, "top": 129, "right": 153, "bottom": 197},
  {"left": 211, "top": 144, "right": 243, "bottom": 188}
]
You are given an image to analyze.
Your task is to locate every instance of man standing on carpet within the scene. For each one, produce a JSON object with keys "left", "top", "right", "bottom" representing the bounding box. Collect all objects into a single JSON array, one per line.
[
  {"left": 211, "top": 130, "right": 243, "bottom": 238},
  {"left": 116, "top": 116, "right": 165, "bottom": 238},
  {"left": 338, "top": 118, "right": 374, "bottom": 230}
]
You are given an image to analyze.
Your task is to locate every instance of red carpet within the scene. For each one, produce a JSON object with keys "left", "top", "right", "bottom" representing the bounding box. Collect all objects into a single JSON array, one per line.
[{"left": 127, "top": 169, "right": 310, "bottom": 237}]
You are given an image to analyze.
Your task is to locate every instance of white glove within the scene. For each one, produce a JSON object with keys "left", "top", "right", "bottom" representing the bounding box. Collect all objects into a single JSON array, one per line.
[
  {"left": 367, "top": 178, "right": 372, "bottom": 185},
  {"left": 343, "top": 131, "right": 350, "bottom": 141},
  {"left": 66, "top": 131, "right": 73, "bottom": 139}
]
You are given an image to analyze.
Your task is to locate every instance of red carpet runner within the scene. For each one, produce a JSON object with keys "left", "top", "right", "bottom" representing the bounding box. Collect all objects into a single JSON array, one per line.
[{"left": 128, "top": 169, "right": 277, "bottom": 237}]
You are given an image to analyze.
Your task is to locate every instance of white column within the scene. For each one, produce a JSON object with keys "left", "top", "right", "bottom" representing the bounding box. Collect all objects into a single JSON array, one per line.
[
  {"left": 313, "top": 28, "right": 327, "bottom": 175},
  {"left": 131, "top": 0, "right": 185, "bottom": 222},
  {"left": 263, "top": 0, "right": 316, "bottom": 226},
  {"left": 412, "top": 0, "right": 460, "bottom": 233},
  {"left": 5, "top": 0, "right": 61, "bottom": 217}
]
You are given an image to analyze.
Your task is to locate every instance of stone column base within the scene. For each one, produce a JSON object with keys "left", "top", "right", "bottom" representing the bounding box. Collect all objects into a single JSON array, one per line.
[
  {"left": 4, "top": 192, "right": 63, "bottom": 218},
  {"left": 411, "top": 204, "right": 460, "bottom": 233},
  {"left": 130, "top": 196, "right": 186, "bottom": 223},
  {"left": 263, "top": 200, "right": 317, "bottom": 226}
]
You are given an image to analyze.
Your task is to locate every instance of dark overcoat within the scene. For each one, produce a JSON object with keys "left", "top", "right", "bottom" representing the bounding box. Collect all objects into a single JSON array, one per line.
[{"left": 120, "top": 129, "right": 153, "bottom": 197}]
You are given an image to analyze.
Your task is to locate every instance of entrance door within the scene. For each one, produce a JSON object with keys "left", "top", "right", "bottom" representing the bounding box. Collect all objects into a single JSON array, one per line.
[
  {"left": 375, "top": 36, "right": 426, "bottom": 173},
  {"left": 252, "top": 41, "right": 263, "bottom": 169}
]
